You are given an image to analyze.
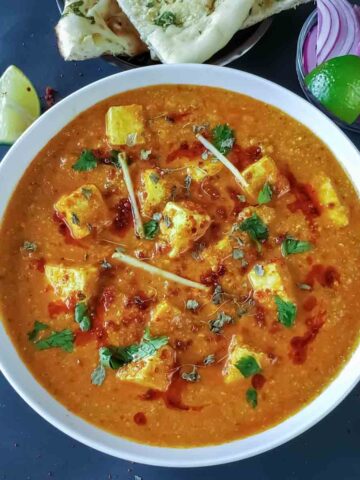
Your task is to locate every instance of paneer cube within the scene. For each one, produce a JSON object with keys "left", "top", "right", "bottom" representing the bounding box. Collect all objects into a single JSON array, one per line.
[
  {"left": 186, "top": 158, "right": 223, "bottom": 182},
  {"left": 223, "top": 335, "right": 264, "bottom": 384},
  {"left": 106, "top": 105, "right": 145, "bottom": 146},
  {"left": 54, "top": 184, "right": 111, "bottom": 240},
  {"left": 45, "top": 264, "right": 98, "bottom": 301},
  {"left": 202, "top": 237, "right": 233, "bottom": 269},
  {"left": 312, "top": 174, "right": 349, "bottom": 228},
  {"left": 116, "top": 345, "right": 175, "bottom": 392},
  {"left": 149, "top": 301, "right": 183, "bottom": 336},
  {"left": 160, "top": 201, "right": 212, "bottom": 258},
  {"left": 248, "top": 262, "right": 293, "bottom": 306},
  {"left": 238, "top": 205, "right": 276, "bottom": 226},
  {"left": 242, "top": 156, "right": 290, "bottom": 202},
  {"left": 138, "top": 169, "right": 170, "bottom": 216}
]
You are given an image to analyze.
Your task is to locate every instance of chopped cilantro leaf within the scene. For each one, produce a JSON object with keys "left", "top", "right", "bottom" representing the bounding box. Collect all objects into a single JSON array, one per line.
[
  {"left": 239, "top": 213, "right": 268, "bottom": 247},
  {"left": 212, "top": 124, "right": 235, "bottom": 155},
  {"left": 91, "top": 364, "right": 106, "bottom": 386},
  {"left": 34, "top": 329, "right": 74, "bottom": 352},
  {"left": 281, "top": 236, "right": 313, "bottom": 256},
  {"left": 144, "top": 219, "right": 159, "bottom": 240},
  {"left": 246, "top": 387, "right": 258, "bottom": 408},
  {"left": 62, "top": 1, "right": 95, "bottom": 24},
  {"left": 72, "top": 149, "right": 98, "bottom": 172},
  {"left": 154, "top": 11, "right": 178, "bottom": 28},
  {"left": 100, "top": 328, "right": 168, "bottom": 370},
  {"left": 27, "top": 321, "right": 48, "bottom": 341},
  {"left": 235, "top": 355, "right": 261, "bottom": 378},
  {"left": 275, "top": 295, "right": 297, "bottom": 328},
  {"left": 258, "top": 182, "right": 273, "bottom": 204},
  {"left": 74, "top": 302, "right": 91, "bottom": 332}
]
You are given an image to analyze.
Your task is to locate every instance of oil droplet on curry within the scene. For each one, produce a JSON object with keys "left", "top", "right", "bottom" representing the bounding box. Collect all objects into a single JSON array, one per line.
[{"left": 1, "top": 85, "right": 360, "bottom": 447}]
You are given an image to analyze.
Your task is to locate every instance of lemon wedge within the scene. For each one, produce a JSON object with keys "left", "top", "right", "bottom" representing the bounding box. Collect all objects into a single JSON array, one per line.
[{"left": 0, "top": 65, "right": 41, "bottom": 145}]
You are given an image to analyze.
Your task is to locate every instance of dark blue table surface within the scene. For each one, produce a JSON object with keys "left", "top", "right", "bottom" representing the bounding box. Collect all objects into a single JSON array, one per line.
[{"left": 1, "top": 1, "right": 360, "bottom": 479}]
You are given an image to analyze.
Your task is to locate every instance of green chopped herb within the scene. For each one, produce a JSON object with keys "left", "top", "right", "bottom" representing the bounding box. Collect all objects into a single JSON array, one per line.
[
  {"left": 35, "top": 329, "right": 74, "bottom": 352},
  {"left": 72, "top": 149, "right": 98, "bottom": 172},
  {"left": 297, "top": 282, "right": 312, "bottom": 291},
  {"left": 74, "top": 302, "right": 91, "bottom": 332},
  {"left": 91, "top": 364, "right": 106, "bottom": 386},
  {"left": 246, "top": 387, "right": 258, "bottom": 408},
  {"left": 258, "top": 182, "right": 273, "bottom": 204},
  {"left": 275, "top": 295, "right": 297, "bottom": 328},
  {"left": 239, "top": 213, "right": 269, "bottom": 249},
  {"left": 81, "top": 187, "right": 93, "bottom": 200},
  {"left": 100, "top": 328, "right": 168, "bottom": 370},
  {"left": 71, "top": 212, "right": 80, "bottom": 225},
  {"left": 181, "top": 366, "right": 200, "bottom": 383},
  {"left": 62, "top": 0, "right": 95, "bottom": 24},
  {"left": 212, "top": 284, "right": 224, "bottom": 305},
  {"left": 108, "top": 150, "right": 122, "bottom": 168},
  {"left": 232, "top": 248, "right": 244, "bottom": 260},
  {"left": 209, "top": 311, "right": 233, "bottom": 334},
  {"left": 22, "top": 241, "right": 37, "bottom": 252},
  {"left": 154, "top": 11, "right": 178, "bottom": 28},
  {"left": 144, "top": 219, "right": 159, "bottom": 240},
  {"left": 212, "top": 124, "right": 235, "bottom": 155},
  {"left": 281, "top": 236, "right": 313, "bottom": 256},
  {"left": 140, "top": 149, "right": 152, "bottom": 161},
  {"left": 27, "top": 321, "right": 49, "bottom": 341},
  {"left": 203, "top": 354, "right": 215, "bottom": 366},
  {"left": 235, "top": 355, "right": 261, "bottom": 378},
  {"left": 152, "top": 212, "right": 162, "bottom": 222},
  {"left": 186, "top": 299, "right": 200, "bottom": 311}
]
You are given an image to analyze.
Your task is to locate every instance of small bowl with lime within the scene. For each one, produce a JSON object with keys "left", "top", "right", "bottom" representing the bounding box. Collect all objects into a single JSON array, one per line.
[{"left": 296, "top": 0, "right": 360, "bottom": 134}]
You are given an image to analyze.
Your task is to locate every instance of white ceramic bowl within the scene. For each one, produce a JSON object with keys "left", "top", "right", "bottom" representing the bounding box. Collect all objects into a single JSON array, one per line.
[{"left": 0, "top": 65, "right": 360, "bottom": 468}]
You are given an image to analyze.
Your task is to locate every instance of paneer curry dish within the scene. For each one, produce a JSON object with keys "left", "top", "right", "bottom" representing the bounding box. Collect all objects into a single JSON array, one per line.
[{"left": 1, "top": 84, "right": 360, "bottom": 448}]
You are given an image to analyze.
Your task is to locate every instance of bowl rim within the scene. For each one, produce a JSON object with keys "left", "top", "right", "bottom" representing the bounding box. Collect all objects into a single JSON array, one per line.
[{"left": 1, "top": 64, "right": 360, "bottom": 468}]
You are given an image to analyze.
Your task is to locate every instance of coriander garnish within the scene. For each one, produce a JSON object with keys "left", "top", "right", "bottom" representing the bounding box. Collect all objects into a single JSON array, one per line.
[
  {"left": 144, "top": 219, "right": 160, "bottom": 240},
  {"left": 235, "top": 355, "right": 261, "bottom": 378},
  {"left": 21, "top": 241, "right": 37, "bottom": 252},
  {"left": 246, "top": 387, "right": 258, "bottom": 408},
  {"left": 74, "top": 302, "right": 91, "bottom": 332},
  {"left": 258, "top": 182, "right": 273, "bottom": 204},
  {"left": 27, "top": 320, "right": 48, "bottom": 341},
  {"left": 186, "top": 299, "right": 200, "bottom": 311},
  {"left": 72, "top": 149, "right": 98, "bottom": 172},
  {"left": 281, "top": 236, "right": 313, "bottom": 256},
  {"left": 275, "top": 296, "right": 297, "bottom": 328},
  {"left": 212, "top": 124, "right": 235, "bottom": 155},
  {"left": 91, "top": 364, "right": 106, "bottom": 386},
  {"left": 34, "top": 329, "right": 74, "bottom": 352}
]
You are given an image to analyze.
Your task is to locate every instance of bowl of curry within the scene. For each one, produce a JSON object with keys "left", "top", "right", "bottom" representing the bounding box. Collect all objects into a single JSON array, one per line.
[{"left": 0, "top": 65, "right": 360, "bottom": 467}]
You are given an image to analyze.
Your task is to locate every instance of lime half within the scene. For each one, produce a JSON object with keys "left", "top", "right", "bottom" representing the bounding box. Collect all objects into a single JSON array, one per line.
[
  {"left": 0, "top": 65, "right": 41, "bottom": 145},
  {"left": 305, "top": 55, "right": 360, "bottom": 125}
]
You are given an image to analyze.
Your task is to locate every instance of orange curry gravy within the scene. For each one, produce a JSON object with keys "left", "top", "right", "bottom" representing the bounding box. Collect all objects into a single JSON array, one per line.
[{"left": 1, "top": 85, "right": 360, "bottom": 447}]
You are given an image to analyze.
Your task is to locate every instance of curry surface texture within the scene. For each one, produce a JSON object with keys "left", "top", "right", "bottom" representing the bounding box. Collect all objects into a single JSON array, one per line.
[{"left": 1, "top": 85, "right": 360, "bottom": 448}]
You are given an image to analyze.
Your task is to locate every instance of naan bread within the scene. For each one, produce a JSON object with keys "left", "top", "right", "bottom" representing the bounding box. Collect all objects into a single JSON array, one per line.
[
  {"left": 242, "top": 0, "right": 310, "bottom": 29},
  {"left": 56, "top": 0, "right": 147, "bottom": 61},
  {"left": 116, "top": 0, "right": 256, "bottom": 64}
]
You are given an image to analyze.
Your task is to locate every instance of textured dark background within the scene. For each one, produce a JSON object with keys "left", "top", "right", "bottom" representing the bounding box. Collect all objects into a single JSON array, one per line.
[{"left": 1, "top": 1, "right": 360, "bottom": 478}]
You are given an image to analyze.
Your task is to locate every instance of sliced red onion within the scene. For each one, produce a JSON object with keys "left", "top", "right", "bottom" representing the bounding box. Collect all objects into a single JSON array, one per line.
[
  {"left": 317, "top": 0, "right": 360, "bottom": 64},
  {"left": 303, "top": 25, "right": 317, "bottom": 74}
]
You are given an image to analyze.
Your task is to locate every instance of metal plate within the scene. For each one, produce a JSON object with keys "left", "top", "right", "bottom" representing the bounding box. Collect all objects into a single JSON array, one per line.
[{"left": 56, "top": 0, "right": 272, "bottom": 68}]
